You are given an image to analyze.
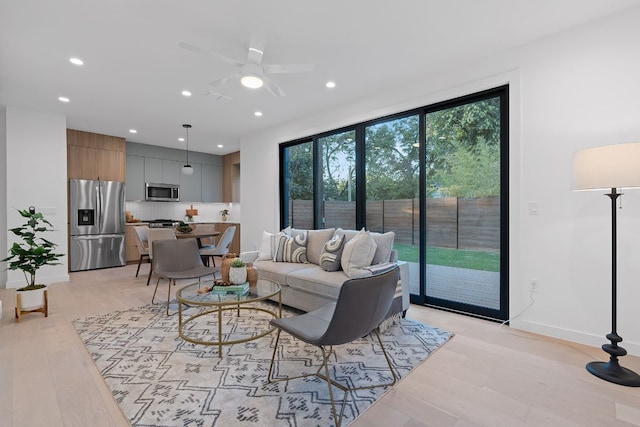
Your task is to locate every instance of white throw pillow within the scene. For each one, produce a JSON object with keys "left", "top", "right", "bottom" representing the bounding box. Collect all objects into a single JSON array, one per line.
[
  {"left": 340, "top": 228, "right": 377, "bottom": 278},
  {"left": 256, "top": 231, "right": 282, "bottom": 261}
]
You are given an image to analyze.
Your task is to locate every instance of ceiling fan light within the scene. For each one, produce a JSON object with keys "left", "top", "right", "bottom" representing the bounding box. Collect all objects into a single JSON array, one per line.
[
  {"left": 241, "top": 73, "right": 263, "bottom": 89},
  {"left": 182, "top": 164, "right": 194, "bottom": 175}
]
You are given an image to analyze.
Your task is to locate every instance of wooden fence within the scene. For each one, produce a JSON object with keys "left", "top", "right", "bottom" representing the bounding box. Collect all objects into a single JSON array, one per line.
[{"left": 288, "top": 196, "right": 500, "bottom": 252}]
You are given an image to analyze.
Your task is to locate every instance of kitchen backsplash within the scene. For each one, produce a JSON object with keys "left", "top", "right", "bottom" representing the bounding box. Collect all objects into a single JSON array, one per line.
[{"left": 125, "top": 201, "right": 240, "bottom": 223}]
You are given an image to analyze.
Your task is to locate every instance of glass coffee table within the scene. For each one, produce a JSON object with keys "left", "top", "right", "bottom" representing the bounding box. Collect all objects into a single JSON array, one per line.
[{"left": 176, "top": 278, "right": 281, "bottom": 357}]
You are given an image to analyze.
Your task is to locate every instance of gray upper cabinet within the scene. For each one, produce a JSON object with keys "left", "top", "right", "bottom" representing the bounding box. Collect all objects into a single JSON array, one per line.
[
  {"left": 202, "top": 164, "right": 222, "bottom": 202},
  {"left": 144, "top": 158, "right": 180, "bottom": 185},
  {"left": 179, "top": 163, "right": 202, "bottom": 202},
  {"left": 126, "top": 155, "right": 145, "bottom": 201},
  {"left": 144, "top": 157, "right": 163, "bottom": 183},
  {"left": 162, "top": 160, "right": 181, "bottom": 185},
  {"left": 127, "top": 141, "right": 222, "bottom": 202}
]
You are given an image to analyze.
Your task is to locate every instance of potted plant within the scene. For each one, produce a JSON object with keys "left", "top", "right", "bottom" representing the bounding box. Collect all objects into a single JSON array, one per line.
[
  {"left": 2, "top": 207, "right": 64, "bottom": 320},
  {"left": 220, "top": 209, "right": 229, "bottom": 222},
  {"left": 228, "top": 258, "right": 247, "bottom": 284}
]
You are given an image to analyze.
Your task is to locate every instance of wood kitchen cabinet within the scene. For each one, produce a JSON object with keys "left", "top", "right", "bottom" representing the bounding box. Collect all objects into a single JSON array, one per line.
[{"left": 67, "top": 129, "right": 126, "bottom": 182}]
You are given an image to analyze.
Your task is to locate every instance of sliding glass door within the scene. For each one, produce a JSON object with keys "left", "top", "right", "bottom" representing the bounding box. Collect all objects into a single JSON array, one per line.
[{"left": 280, "top": 86, "right": 508, "bottom": 321}]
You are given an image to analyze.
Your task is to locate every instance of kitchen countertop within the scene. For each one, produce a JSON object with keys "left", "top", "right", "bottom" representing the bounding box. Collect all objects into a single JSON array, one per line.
[{"left": 125, "top": 221, "right": 238, "bottom": 225}]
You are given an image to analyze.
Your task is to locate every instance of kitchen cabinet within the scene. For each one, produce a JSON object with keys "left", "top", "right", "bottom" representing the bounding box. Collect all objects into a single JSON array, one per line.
[
  {"left": 202, "top": 164, "right": 222, "bottom": 202},
  {"left": 144, "top": 158, "right": 180, "bottom": 185},
  {"left": 222, "top": 151, "right": 240, "bottom": 202},
  {"left": 126, "top": 155, "right": 145, "bottom": 200},
  {"left": 179, "top": 163, "right": 202, "bottom": 202},
  {"left": 67, "top": 129, "right": 125, "bottom": 182}
]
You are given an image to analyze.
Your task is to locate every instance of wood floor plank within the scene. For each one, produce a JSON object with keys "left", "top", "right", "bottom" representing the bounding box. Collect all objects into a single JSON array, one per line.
[{"left": 1, "top": 264, "right": 639, "bottom": 427}]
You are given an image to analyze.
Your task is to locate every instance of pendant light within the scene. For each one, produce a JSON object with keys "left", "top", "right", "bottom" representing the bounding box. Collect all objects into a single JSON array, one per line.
[{"left": 181, "top": 124, "right": 194, "bottom": 176}]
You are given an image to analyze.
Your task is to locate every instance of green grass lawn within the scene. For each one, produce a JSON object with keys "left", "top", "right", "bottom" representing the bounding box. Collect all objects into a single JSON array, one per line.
[{"left": 394, "top": 243, "right": 500, "bottom": 272}]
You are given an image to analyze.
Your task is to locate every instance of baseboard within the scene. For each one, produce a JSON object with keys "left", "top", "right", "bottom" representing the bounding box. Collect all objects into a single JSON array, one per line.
[{"left": 511, "top": 319, "right": 640, "bottom": 357}]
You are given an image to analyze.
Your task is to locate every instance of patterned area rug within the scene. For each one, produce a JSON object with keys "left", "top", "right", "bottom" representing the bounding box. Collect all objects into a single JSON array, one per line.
[{"left": 73, "top": 302, "right": 452, "bottom": 427}]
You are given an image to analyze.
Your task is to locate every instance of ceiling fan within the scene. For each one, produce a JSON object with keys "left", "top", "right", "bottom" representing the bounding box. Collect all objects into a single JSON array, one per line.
[{"left": 179, "top": 38, "right": 314, "bottom": 98}]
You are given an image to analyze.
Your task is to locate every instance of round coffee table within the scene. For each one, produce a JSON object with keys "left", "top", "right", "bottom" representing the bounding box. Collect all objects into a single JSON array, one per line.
[{"left": 176, "top": 278, "right": 281, "bottom": 357}]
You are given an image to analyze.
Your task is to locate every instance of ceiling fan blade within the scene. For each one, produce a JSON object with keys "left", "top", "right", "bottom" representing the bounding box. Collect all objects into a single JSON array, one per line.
[
  {"left": 263, "top": 63, "right": 315, "bottom": 74},
  {"left": 263, "top": 76, "right": 285, "bottom": 98},
  {"left": 208, "top": 73, "right": 239, "bottom": 88},
  {"left": 179, "top": 42, "right": 243, "bottom": 67},
  {"left": 204, "top": 90, "right": 234, "bottom": 102}
]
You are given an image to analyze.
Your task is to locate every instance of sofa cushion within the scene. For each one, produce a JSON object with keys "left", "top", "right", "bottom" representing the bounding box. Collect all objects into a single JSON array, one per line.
[
  {"left": 287, "top": 266, "right": 349, "bottom": 300},
  {"left": 371, "top": 231, "right": 395, "bottom": 264},
  {"left": 319, "top": 233, "right": 346, "bottom": 272},
  {"left": 304, "top": 228, "right": 335, "bottom": 264},
  {"left": 274, "top": 232, "right": 308, "bottom": 263},
  {"left": 254, "top": 260, "right": 316, "bottom": 284},
  {"left": 341, "top": 229, "right": 377, "bottom": 278}
]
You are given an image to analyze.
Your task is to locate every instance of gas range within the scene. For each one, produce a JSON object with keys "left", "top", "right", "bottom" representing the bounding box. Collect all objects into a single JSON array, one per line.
[{"left": 145, "top": 219, "right": 179, "bottom": 228}]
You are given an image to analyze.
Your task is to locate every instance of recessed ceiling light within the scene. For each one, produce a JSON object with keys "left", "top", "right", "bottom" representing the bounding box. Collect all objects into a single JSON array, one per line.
[
  {"left": 181, "top": 90, "right": 192, "bottom": 97},
  {"left": 69, "top": 57, "right": 84, "bottom": 66},
  {"left": 58, "top": 96, "right": 70, "bottom": 103},
  {"left": 129, "top": 129, "right": 137, "bottom": 134},
  {"left": 217, "top": 144, "right": 224, "bottom": 148},
  {"left": 178, "top": 137, "right": 185, "bottom": 142},
  {"left": 326, "top": 81, "right": 336, "bottom": 88},
  {"left": 254, "top": 111, "right": 263, "bottom": 117}
]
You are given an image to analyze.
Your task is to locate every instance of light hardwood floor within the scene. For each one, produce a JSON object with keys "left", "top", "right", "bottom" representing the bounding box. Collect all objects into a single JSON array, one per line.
[{"left": 1, "top": 264, "right": 639, "bottom": 427}]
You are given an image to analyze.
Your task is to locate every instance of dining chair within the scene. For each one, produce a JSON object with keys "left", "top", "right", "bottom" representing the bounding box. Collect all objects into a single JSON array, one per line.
[
  {"left": 132, "top": 226, "right": 150, "bottom": 277},
  {"left": 145, "top": 228, "right": 176, "bottom": 286},
  {"left": 267, "top": 266, "right": 400, "bottom": 427},
  {"left": 151, "top": 238, "right": 218, "bottom": 315},
  {"left": 199, "top": 225, "right": 236, "bottom": 267}
]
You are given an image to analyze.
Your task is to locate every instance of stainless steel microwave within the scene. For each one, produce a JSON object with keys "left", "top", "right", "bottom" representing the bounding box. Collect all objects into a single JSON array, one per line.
[{"left": 145, "top": 183, "right": 179, "bottom": 202}]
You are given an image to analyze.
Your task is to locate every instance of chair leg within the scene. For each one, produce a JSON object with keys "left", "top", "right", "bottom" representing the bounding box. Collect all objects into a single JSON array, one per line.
[
  {"left": 152, "top": 277, "right": 162, "bottom": 304},
  {"left": 135, "top": 255, "right": 143, "bottom": 277},
  {"left": 268, "top": 330, "right": 397, "bottom": 427},
  {"left": 146, "top": 263, "right": 153, "bottom": 286},
  {"left": 166, "top": 278, "right": 175, "bottom": 316}
]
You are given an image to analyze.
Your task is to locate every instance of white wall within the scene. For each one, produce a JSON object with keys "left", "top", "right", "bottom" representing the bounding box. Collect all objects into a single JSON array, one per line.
[
  {"left": 4, "top": 107, "right": 69, "bottom": 288},
  {"left": 240, "top": 7, "right": 640, "bottom": 355},
  {"left": 0, "top": 107, "right": 7, "bottom": 287}
]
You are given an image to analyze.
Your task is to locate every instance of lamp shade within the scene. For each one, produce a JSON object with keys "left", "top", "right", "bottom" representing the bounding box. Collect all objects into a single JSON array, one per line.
[
  {"left": 571, "top": 142, "right": 640, "bottom": 191},
  {"left": 182, "top": 164, "right": 194, "bottom": 176}
]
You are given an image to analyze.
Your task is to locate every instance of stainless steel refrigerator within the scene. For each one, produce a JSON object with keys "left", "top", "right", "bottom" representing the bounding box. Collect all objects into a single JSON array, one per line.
[{"left": 69, "top": 179, "right": 126, "bottom": 271}]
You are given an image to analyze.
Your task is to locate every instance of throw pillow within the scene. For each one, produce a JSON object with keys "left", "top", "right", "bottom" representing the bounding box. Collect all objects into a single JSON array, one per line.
[
  {"left": 256, "top": 231, "right": 282, "bottom": 261},
  {"left": 319, "top": 234, "right": 345, "bottom": 272},
  {"left": 341, "top": 228, "right": 377, "bottom": 278},
  {"left": 273, "top": 232, "right": 308, "bottom": 263},
  {"left": 370, "top": 231, "right": 395, "bottom": 264},
  {"left": 305, "top": 228, "right": 335, "bottom": 264}
]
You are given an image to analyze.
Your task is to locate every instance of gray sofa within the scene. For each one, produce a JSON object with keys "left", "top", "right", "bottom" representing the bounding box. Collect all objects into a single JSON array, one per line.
[{"left": 240, "top": 228, "right": 409, "bottom": 324}]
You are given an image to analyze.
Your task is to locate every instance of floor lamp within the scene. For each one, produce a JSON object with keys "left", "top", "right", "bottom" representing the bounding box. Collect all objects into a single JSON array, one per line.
[{"left": 572, "top": 142, "right": 640, "bottom": 387}]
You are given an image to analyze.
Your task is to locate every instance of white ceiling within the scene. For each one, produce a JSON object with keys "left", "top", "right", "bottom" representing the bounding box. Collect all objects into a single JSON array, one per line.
[{"left": 2, "top": 0, "right": 639, "bottom": 155}]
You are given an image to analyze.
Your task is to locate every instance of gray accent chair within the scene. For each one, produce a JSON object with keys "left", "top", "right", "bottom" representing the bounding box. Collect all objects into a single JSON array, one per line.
[
  {"left": 267, "top": 266, "right": 400, "bottom": 427},
  {"left": 199, "top": 225, "right": 236, "bottom": 266},
  {"left": 151, "top": 239, "right": 218, "bottom": 315},
  {"left": 146, "top": 228, "right": 176, "bottom": 287}
]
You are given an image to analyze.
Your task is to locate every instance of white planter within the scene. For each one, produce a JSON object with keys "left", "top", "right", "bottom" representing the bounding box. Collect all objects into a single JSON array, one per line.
[
  {"left": 229, "top": 267, "right": 247, "bottom": 285},
  {"left": 18, "top": 286, "right": 47, "bottom": 311}
]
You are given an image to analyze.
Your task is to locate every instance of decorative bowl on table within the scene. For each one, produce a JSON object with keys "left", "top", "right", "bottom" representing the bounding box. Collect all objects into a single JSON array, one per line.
[{"left": 175, "top": 222, "right": 195, "bottom": 233}]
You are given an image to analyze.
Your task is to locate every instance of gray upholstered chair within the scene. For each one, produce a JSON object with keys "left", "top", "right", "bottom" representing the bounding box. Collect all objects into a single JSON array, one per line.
[
  {"left": 199, "top": 225, "right": 236, "bottom": 267},
  {"left": 151, "top": 238, "right": 218, "bottom": 315},
  {"left": 267, "top": 266, "right": 400, "bottom": 427},
  {"left": 145, "top": 228, "right": 176, "bottom": 286},
  {"left": 132, "top": 225, "right": 150, "bottom": 277}
]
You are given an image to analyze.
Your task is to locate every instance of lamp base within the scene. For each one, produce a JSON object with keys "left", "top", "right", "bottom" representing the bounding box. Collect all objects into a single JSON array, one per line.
[{"left": 586, "top": 360, "right": 640, "bottom": 387}]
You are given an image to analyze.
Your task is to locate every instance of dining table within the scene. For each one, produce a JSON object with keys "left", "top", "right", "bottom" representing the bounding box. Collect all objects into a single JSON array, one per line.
[{"left": 174, "top": 228, "right": 221, "bottom": 248}]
